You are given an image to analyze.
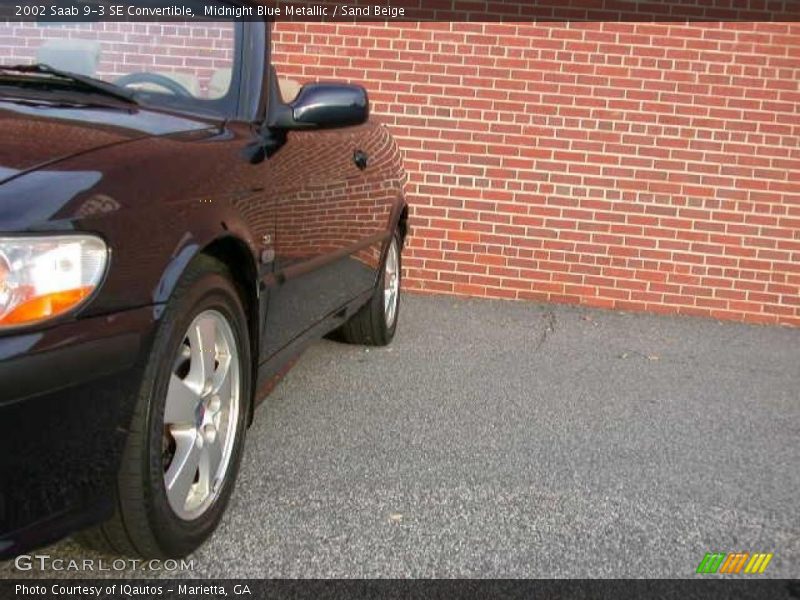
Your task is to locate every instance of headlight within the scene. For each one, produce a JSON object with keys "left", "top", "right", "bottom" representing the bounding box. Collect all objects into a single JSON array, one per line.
[{"left": 0, "top": 235, "right": 108, "bottom": 328}]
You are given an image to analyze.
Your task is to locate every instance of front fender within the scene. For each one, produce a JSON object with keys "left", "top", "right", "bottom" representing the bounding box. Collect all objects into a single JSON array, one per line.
[
  {"left": 0, "top": 123, "right": 267, "bottom": 317},
  {"left": 151, "top": 220, "right": 260, "bottom": 307}
]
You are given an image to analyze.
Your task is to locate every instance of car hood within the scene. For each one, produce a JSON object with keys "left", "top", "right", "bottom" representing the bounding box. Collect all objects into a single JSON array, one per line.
[{"left": 0, "top": 97, "right": 218, "bottom": 184}]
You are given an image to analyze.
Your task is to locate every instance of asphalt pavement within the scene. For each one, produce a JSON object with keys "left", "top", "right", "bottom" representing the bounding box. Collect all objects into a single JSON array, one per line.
[{"left": 3, "top": 294, "right": 799, "bottom": 578}]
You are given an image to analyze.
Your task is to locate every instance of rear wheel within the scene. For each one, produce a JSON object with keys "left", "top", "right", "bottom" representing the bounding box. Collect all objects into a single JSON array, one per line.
[
  {"left": 76, "top": 255, "right": 251, "bottom": 558},
  {"left": 335, "top": 231, "right": 401, "bottom": 346}
]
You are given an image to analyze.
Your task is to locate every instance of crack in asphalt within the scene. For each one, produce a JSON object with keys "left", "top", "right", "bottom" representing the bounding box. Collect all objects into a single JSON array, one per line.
[{"left": 534, "top": 309, "right": 558, "bottom": 352}]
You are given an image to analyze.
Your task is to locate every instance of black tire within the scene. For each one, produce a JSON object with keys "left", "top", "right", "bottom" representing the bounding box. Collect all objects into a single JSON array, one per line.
[
  {"left": 335, "top": 231, "right": 401, "bottom": 346},
  {"left": 76, "top": 255, "right": 251, "bottom": 558}
]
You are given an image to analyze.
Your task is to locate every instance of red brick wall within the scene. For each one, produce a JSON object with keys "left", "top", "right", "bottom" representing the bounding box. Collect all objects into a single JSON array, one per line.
[
  {"left": 2, "top": 18, "right": 798, "bottom": 325},
  {"left": 272, "top": 21, "right": 800, "bottom": 326}
]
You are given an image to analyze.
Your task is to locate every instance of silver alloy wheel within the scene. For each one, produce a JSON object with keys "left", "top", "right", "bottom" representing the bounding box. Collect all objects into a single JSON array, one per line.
[
  {"left": 384, "top": 237, "right": 400, "bottom": 328},
  {"left": 162, "top": 310, "right": 240, "bottom": 521}
]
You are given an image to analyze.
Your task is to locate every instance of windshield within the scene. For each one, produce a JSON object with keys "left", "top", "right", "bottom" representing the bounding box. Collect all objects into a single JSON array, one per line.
[{"left": 0, "top": 20, "right": 240, "bottom": 116}]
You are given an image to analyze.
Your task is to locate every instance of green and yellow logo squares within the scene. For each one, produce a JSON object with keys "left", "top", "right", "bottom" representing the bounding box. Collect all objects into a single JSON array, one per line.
[{"left": 696, "top": 552, "right": 773, "bottom": 574}]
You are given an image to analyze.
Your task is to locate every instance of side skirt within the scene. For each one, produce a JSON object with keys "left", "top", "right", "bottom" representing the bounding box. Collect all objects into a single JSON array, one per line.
[{"left": 251, "top": 288, "right": 373, "bottom": 413}]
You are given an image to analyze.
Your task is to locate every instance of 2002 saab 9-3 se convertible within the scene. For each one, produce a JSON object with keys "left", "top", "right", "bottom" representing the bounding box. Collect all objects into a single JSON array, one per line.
[{"left": 0, "top": 8, "right": 408, "bottom": 559}]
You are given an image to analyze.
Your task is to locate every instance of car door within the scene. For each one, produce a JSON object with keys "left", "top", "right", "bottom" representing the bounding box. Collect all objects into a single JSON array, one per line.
[{"left": 260, "top": 85, "right": 396, "bottom": 357}]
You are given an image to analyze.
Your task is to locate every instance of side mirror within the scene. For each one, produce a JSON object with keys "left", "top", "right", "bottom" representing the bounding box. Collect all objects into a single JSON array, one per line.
[{"left": 269, "top": 81, "right": 369, "bottom": 130}]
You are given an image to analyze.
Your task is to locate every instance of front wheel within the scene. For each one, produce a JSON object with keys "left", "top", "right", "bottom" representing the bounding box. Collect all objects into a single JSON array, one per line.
[
  {"left": 335, "top": 231, "right": 402, "bottom": 346},
  {"left": 76, "top": 255, "right": 251, "bottom": 558}
]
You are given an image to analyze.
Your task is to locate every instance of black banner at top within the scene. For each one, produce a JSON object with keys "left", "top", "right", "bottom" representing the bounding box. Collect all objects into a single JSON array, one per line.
[{"left": 1, "top": 0, "right": 799, "bottom": 22}]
